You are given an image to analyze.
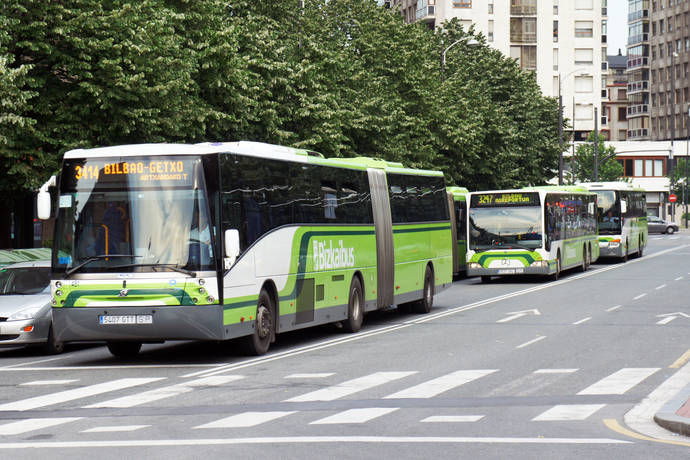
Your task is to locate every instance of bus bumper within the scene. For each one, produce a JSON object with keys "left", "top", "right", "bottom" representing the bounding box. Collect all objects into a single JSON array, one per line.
[
  {"left": 598, "top": 241, "right": 623, "bottom": 258},
  {"left": 467, "top": 263, "right": 551, "bottom": 277},
  {"left": 52, "top": 305, "right": 224, "bottom": 343}
]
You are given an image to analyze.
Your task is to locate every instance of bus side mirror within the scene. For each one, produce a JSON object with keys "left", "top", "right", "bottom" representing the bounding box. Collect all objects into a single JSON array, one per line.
[
  {"left": 620, "top": 200, "right": 627, "bottom": 214},
  {"left": 37, "top": 175, "right": 56, "bottom": 220},
  {"left": 224, "top": 229, "right": 240, "bottom": 268}
]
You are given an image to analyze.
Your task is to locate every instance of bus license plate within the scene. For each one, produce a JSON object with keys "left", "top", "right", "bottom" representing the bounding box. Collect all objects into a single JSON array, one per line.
[
  {"left": 497, "top": 269, "right": 522, "bottom": 274},
  {"left": 99, "top": 315, "right": 153, "bottom": 325}
]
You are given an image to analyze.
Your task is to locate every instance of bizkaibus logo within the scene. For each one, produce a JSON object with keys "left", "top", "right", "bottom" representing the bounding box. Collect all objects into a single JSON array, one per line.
[{"left": 313, "top": 240, "right": 355, "bottom": 271}]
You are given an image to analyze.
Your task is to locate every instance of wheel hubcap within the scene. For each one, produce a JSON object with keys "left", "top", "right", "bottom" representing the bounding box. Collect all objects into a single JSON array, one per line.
[
  {"left": 256, "top": 304, "right": 271, "bottom": 338},
  {"left": 352, "top": 288, "right": 361, "bottom": 320}
]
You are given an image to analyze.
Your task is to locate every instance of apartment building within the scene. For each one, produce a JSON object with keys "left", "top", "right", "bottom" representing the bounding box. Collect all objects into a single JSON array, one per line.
[
  {"left": 390, "top": 0, "right": 607, "bottom": 142},
  {"left": 648, "top": 0, "right": 690, "bottom": 142},
  {"left": 627, "top": 0, "right": 651, "bottom": 140},
  {"left": 602, "top": 52, "right": 630, "bottom": 141}
]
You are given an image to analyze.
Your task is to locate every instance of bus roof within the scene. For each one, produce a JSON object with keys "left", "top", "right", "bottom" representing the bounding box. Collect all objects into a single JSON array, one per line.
[
  {"left": 63, "top": 141, "right": 444, "bottom": 176},
  {"left": 578, "top": 181, "right": 646, "bottom": 192},
  {"left": 447, "top": 186, "right": 470, "bottom": 199}
]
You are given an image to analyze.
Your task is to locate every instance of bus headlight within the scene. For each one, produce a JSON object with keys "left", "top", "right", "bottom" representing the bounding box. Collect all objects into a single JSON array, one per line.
[
  {"left": 468, "top": 262, "right": 482, "bottom": 269},
  {"left": 530, "top": 261, "right": 548, "bottom": 268},
  {"left": 609, "top": 241, "right": 620, "bottom": 248}
]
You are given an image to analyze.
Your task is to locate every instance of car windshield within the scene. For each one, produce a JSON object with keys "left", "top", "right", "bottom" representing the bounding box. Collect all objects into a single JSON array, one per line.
[
  {"left": 0, "top": 267, "right": 51, "bottom": 295},
  {"left": 469, "top": 206, "right": 543, "bottom": 250}
]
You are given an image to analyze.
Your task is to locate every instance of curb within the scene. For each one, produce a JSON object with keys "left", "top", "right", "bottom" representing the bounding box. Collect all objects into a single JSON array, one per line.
[{"left": 654, "top": 383, "right": 690, "bottom": 437}]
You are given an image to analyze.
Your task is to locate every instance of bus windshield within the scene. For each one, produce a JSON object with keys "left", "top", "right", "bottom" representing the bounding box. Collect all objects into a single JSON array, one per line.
[
  {"left": 595, "top": 190, "right": 621, "bottom": 234},
  {"left": 54, "top": 156, "right": 215, "bottom": 274},
  {"left": 469, "top": 206, "right": 543, "bottom": 250}
]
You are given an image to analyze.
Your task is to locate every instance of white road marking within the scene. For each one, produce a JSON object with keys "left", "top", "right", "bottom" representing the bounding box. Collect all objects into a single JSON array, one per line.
[
  {"left": 21, "top": 380, "right": 78, "bottom": 386},
  {"left": 383, "top": 370, "right": 497, "bottom": 399},
  {"left": 656, "top": 316, "right": 676, "bottom": 325},
  {"left": 0, "top": 378, "right": 164, "bottom": 412},
  {"left": 180, "top": 244, "right": 688, "bottom": 380},
  {"left": 577, "top": 368, "right": 659, "bottom": 395},
  {"left": 572, "top": 317, "right": 592, "bottom": 325},
  {"left": 655, "top": 284, "right": 667, "bottom": 290},
  {"left": 0, "top": 436, "right": 633, "bottom": 448},
  {"left": 81, "top": 425, "right": 149, "bottom": 433},
  {"left": 421, "top": 415, "right": 484, "bottom": 423},
  {"left": 310, "top": 408, "right": 398, "bottom": 425},
  {"left": 633, "top": 293, "right": 647, "bottom": 300},
  {"left": 0, "top": 364, "right": 221, "bottom": 373},
  {"left": 285, "top": 372, "right": 415, "bottom": 402},
  {"left": 675, "top": 276, "right": 683, "bottom": 281},
  {"left": 194, "top": 412, "right": 295, "bottom": 429},
  {"left": 516, "top": 336, "right": 546, "bottom": 349},
  {"left": 496, "top": 309, "right": 541, "bottom": 323},
  {"left": 606, "top": 305, "right": 622, "bottom": 312},
  {"left": 532, "top": 404, "right": 606, "bottom": 421},
  {"left": 0, "top": 418, "right": 82, "bottom": 435},
  {"left": 285, "top": 373, "right": 334, "bottom": 379},
  {"left": 0, "top": 356, "right": 72, "bottom": 369},
  {"left": 84, "top": 376, "right": 242, "bottom": 408},
  {"left": 533, "top": 369, "right": 579, "bottom": 374}
]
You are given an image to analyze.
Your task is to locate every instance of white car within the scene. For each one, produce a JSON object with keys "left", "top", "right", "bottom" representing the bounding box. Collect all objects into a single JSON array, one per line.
[{"left": 0, "top": 260, "right": 64, "bottom": 354}]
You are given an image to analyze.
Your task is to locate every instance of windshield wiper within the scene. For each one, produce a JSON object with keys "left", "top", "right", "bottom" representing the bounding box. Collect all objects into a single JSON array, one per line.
[
  {"left": 66, "top": 254, "right": 140, "bottom": 276},
  {"left": 502, "top": 243, "right": 536, "bottom": 252},
  {"left": 110, "top": 263, "right": 197, "bottom": 278},
  {"left": 472, "top": 242, "right": 536, "bottom": 253}
]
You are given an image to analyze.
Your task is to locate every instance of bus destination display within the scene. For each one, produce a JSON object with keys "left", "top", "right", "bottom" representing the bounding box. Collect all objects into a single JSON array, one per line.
[
  {"left": 64, "top": 157, "right": 198, "bottom": 189},
  {"left": 471, "top": 192, "right": 540, "bottom": 207}
]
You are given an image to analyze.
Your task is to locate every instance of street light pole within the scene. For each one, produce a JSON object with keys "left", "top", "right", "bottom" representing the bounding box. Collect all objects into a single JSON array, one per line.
[
  {"left": 441, "top": 38, "right": 478, "bottom": 83},
  {"left": 594, "top": 107, "right": 599, "bottom": 181},
  {"left": 670, "top": 52, "right": 677, "bottom": 223},
  {"left": 558, "top": 84, "right": 563, "bottom": 185}
]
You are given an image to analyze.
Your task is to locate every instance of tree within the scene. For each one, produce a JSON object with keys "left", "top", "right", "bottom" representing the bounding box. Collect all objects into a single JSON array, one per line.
[
  {"left": 570, "top": 132, "right": 624, "bottom": 183},
  {"left": 668, "top": 157, "right": 690, "bottom": 205}
]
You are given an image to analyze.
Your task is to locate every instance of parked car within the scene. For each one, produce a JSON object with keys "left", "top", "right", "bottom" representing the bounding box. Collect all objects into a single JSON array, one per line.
[
  {"left": 0, "top": 260, "right": 63, "bottom": 354},
  {"left": 647, "top": 215, "right": 680, "bottom": 234}
]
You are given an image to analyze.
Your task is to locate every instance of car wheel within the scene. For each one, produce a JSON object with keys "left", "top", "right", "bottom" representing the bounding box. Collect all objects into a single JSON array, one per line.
[{"left": 666, "top": 226, "right": 676, "bottom": 234}]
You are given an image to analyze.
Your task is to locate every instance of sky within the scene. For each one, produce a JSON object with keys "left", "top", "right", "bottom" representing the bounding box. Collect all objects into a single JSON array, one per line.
[{"left": 608, "top": 0, "right": 628, "bottom": 56}]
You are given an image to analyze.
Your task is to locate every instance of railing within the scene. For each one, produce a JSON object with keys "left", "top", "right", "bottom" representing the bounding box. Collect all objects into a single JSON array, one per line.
[
  {"left": 510, "top": 5, "right": 537, "bottom": 15},
  {"left": 627, "top": 56, "right": 649, "bottom": 70},
  {"left": 628, "top": 104, "right": 649, "bottom": 116},
  {"left": 628, "top": 33, "right": 649, "bottom": 46},
  {"left": 627, "top": 128, "right": 649, "bottom": 139},
  {"left": 510, "top": 32, "right": 537, "bottom": 43},
  {"left": 628, "top": 5, "right": 649, "bottom": 22}
]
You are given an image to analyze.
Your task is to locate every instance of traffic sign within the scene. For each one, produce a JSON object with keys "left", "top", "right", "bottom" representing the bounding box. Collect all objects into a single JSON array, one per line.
[{"left": 669, "top": 194, "right": 678, "bottom": 203}]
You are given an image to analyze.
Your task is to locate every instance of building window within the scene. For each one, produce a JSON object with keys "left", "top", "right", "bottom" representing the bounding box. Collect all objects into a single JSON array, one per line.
[
  {"left": 489, "top": 0, "right": 494, "bottom": 14},
  {"left": 575, "top": 0, "right": 593, "bottom": 9},
  {"left": 489, "top": 19, "right": 494, "bottom": 42},
  {"left": 453, "top": 0, "right": 472, "bottom": 7},
  {"left": 660, "top": 19, "right": 664, "bottom": 34},
  {"left": 575, "top": 21, "right": 594, "bottom": 38},
  {"left": 618, "top": 89, "right": 626, "bottom": 100},
  {"left": 575, "top": 75, "right": 594, "bottom": 92},
  {"left": 553, "top": 20, "right": 558, "bottom": 42},
  {"left": 618, "top": 107, "right": 627, "bottom": 121},
  {"left": 574, "top": 48, "right": 594, "bottom": 65},
  {"left": 619, "top": 130, "right": 627, "bottom": 141},
  {"left": 553, "top": 0, "right": 558, "bottom": 15},
  {"left": 634, "top": 159, "right": 643, "bottom": 176}
]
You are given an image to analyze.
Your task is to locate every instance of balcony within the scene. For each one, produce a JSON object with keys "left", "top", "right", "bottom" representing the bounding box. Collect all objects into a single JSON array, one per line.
[
  {"left": 416, "top": 5, "right": 435, "bottom": 22},
  {"left": 627, "top": 33, "right": 649, "bottom": 46},
  {"left": 627, "top": 56, "right": 649, "bottom": 70},
  {"left": 628, "top": 104, "right": 649, "bottom": 117},
  {"left": 627, "top": 128, "right": 649, "bottom": 140},
  {"left": 511, "top": 5, "right": 537, "bottom": 16},
  {"left": 628, "top": 8, "right": 649, "bottom": 22},
  {"left": 510, "top": 32, "right": 537, "bottom": 43},
  {"left": 627, "top": 80, "right": 649, "bottom": 94}
]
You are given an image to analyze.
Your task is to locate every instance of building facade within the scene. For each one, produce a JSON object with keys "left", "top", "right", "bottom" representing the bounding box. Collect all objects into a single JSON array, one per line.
[
  {"left": 602, "top": 52, "right": 630, "bottom": 141},
  {"left": 391, "top": 0, "right": 607, "bottom": 142},
  {"left": 626, "top": 0, "right": 651, "bottom": 140}
]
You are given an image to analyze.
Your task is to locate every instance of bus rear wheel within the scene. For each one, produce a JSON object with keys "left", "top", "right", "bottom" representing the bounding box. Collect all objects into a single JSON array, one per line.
[
  {"left": 638, "top": 238, "right": 644, "bottom": 258},
  {"left": 412, "top": 265, "right": 434, "bottom": 314},
  {"left": 580, "top": 245, "right": 589, "bottom": 272},
  {"left": 107, "top": 341, "right": 142, "bottom": 359},
  {"left": 342, "top": 277, "right": 364, "bottom": 333},
  {"left": 242, "top": 290, "right": 274, "bottom": 356}
]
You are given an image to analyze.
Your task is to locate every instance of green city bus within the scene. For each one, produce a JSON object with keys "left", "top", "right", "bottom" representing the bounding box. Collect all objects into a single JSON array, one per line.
[
  {"left": 447, "top": 186, "right": 470, "bottom": 277},
  {"left": 38, "top": 142, "right": 453, "bottom": 357},
  {"left": 579, "top": 182, "right": 648, "bottom": 261},
  {"left": 466, "top": 186, "right": 599, "bottom": 282}
]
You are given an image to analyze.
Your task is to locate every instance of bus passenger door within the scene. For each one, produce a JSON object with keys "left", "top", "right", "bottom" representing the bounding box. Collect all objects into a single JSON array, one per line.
[{"left": 368, "top": 169, "right": 394, "bottom": 308}]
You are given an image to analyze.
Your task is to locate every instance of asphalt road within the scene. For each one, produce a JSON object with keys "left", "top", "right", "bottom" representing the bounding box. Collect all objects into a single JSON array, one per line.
[{"left": 1, "top": 233, "right": 689, "bottom": 459}]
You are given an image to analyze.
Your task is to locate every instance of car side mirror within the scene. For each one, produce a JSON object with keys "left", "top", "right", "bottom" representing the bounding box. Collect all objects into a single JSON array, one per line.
[{"left": 224, "top": 229, "right": 240, "bottom": 268}]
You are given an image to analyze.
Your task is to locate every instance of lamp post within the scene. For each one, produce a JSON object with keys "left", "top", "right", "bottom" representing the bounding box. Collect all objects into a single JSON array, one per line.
[
  {"left": 670, "top": 52, "right": 678, "bottom": 223},
  {"left": 558, "top": 70, "right": 586, "bottom": 184},
  {"left": 441, "top": 38, "right": 479, "bottom": 83}
]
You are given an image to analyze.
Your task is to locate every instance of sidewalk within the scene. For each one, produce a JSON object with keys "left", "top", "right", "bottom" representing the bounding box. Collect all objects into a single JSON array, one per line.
[{"left": 654, "top": 383, "right": 690, "bottom": 436}]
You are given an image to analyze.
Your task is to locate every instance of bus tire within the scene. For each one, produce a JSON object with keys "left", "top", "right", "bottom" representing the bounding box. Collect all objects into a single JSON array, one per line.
[
  {"left": 343, "top": 276, "right": 364, "bottom": 333},
  {"left": 242, "top": 290, "right": 274, "bottom": 356},
  {"left": 550, "top": 253, "right": 561, "bottom": 281},
  {"left": 580, "top": 245, "right": 588, "bottom": 272},
  {"left": 107, "top": 341, "right": 142, "bottom": 359},
  {"left": 481, "top": 276, "right": 492, "bottom": 283},
  {"left": 638, "top": 237, "right": 644, "bottom": 258},
  {"left": 622, "top": 241, "right": 628, "bottom": 263},
  {"left": 42, "top": 325, "right": 64, "bottom": 355},
  {"left": 412, "top": 265, "right": 434, "bottom": 314}
]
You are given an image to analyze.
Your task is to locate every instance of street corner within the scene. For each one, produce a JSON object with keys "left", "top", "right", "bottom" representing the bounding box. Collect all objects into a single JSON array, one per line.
[{"left": 654, "top": 383, "right": 690, "bottom": 437}]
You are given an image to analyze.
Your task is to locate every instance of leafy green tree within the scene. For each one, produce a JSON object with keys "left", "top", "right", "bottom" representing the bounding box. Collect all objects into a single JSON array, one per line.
[
  {"left": 669, "top": 158, "right": 690, "bottom": 205},
  {"left": 570, "top": 132, "right": 623, "bottom": 183}
]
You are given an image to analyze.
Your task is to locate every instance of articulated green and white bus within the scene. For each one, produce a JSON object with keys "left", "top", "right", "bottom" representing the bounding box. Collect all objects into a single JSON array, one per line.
[
  {"left": 38, "top": 142, "right": 453, "bottom": 357},
  {"left": 579, "top": 182, "right": 648, "bottom": 261},
  {"left": 466, "top": 186, "right": 599, "bottom": 282},
  {"left": 447, "top": 186, "right": 469, "bottom": 276}
]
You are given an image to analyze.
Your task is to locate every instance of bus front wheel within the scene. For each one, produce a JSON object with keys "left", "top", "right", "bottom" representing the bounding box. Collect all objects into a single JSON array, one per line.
[
  {"left": 107, "top": 341, "right": 142, "bottom": 359},
  {"left": 343, "top": 277, "right": 364, "bottom": 333},
  {"left": 412, "top": 265, "right": 434, "bottom": 314},
  {"left": 550, "top": 254, "right": 561, "bottom": 281},
  {"left": 242, "top": 290, "right": 274, "bottom": 356}
]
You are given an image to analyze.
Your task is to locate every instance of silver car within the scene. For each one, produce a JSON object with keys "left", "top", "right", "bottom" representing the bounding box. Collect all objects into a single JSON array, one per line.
[
  {"left": 0, "top": 260, "right": 64, "bottom": 354},
  {"left": 647, "top": 215, "right": 680, "bottom": 234}
]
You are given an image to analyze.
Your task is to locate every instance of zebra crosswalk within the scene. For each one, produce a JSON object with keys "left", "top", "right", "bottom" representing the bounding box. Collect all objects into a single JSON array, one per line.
[{"left": 0, "top": 366, "right": 662, "bottom": 436}]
